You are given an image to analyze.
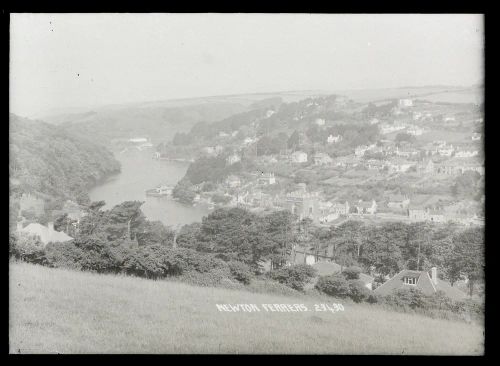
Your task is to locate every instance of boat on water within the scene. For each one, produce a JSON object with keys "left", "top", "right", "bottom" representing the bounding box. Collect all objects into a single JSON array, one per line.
[{"left": 145, "top": 185, "right": 174, "bottom": 197}]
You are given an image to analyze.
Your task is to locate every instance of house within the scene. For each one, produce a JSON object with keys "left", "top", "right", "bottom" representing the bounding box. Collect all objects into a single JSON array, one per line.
[
  {"left": 257, "top": 172, "right": 276, "bottom": 185},
  {"left": 313, "top": 153, "right": 333, "bottom": 166},
  {"left": 225, "top": 175, "right": 241, "bottom": 188},
  {"left": 266, "top": 110, "right": 276, "bottom": 118},
  {"left": 374, "top": 268, "right": 467, "bottom": 301},
  {"left": 19, "top": 222, "right": 73, "bottom": 246},
  {"left": 365, "top": 159, "right": 386, "bottom": 171},
  {"left": 319, "top": 212, "right": 339, "bottom": 223},
  {"left": 315, "top": 118, "right": 326, "bottom": 126},
  {"left": 203, "top": 145, "right": 224, "bottom": 155},
  {"left": 370, "top": 118, "right": 380, "bottom": 125},
  {"left": 290, "top": 151, "right": 308, "bottom": 163},
  {"left": 284, "top": 190, "right": 320, "bottom": 222},
  {"left": 128, "top": 137, "right": 148, "bottom": 144},
  {"left": 355, "top": 200, "right": 377, "bottom": 215},
  {"left": 218, "top": 131, "right": 230, "bottom": 138},
  {"left": 243, "top": 137, "right": 257, "bottom": 146},
  {"left": 435, "top": 159, "right": 484, "bottom": 176},
  {"left": 395, "top": 147, "right": 420, "bottom": 158},
  {"left": 406, "top": 126, "right": 423, "bottom": 136},
  {"left": 455, "top": 148, "right": 479, "bottom": 158},
  {"left": 331, "top": 201, "right": 350, "bottom": 215},
  {"left": 398, "top": 99, "right": 413, "bottom": 108},
  {"left": 226, "top": 154, "right": 241, "bottom": 165},
  {"left": 387, "top": 195, "right": 410, "bottom": 210},
  {"left": 438, "top": 145, "right": 455, "bottom": 157},
  {"left": 355, "top": 145, "right": 369, "bottom": 157},
  {"left": 327, "top": 134, "right": 342, "bottom": 144}
]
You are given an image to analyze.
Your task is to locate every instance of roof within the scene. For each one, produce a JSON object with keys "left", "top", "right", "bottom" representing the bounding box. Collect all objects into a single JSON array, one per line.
[
  {"left": 374, "top": 269, "right": 467, "bottom": 301},
  {"left": 21, "top": 223, "right": 73, "bottom": 245},
  {"left": 357, "top": 201, "right": 375, "bottom": 208}
]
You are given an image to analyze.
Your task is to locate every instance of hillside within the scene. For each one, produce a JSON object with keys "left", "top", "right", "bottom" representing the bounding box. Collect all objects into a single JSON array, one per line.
[
  {"left": 9, "top": 114, "right": 120, "bottom": 214},
  {"left": 9, "top": 262, "right": 484, "bottom": 354}
]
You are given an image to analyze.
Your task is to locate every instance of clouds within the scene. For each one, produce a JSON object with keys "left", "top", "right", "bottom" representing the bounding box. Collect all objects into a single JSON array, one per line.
[{"left": 10, "top": 13, "right": 484, "bottom": 118}]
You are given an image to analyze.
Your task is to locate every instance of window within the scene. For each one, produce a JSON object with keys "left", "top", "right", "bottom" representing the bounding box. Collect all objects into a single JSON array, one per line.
[{"left": 403, "top": 277, "right": 417, "bottom": 285}]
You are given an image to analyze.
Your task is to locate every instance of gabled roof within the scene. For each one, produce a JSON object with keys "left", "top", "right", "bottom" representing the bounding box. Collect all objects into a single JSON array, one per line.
[
  {"left": 21, "top": 223, "right": 73, "bottom": 245},
  {"left": 374, "top": 269, "right": 466, "bottom": 301}
]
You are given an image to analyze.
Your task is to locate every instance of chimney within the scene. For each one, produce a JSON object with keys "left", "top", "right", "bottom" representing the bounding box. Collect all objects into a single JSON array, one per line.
[
  {"left": 431, "top": 267, "right": 438, "bottom": 285},
  {"left": 48, "top": 222, "right": 55, "bottom": 233}
]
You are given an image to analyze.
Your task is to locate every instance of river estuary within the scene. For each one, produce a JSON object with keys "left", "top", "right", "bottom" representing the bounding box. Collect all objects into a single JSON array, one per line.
[{"left": 89, "top": 149, "right": 210, "bottom": 228}]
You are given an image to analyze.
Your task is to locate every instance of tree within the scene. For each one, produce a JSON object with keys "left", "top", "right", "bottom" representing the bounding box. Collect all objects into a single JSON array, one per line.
[
  {"left": 449, "top": 227, "right": 484, "bottom": 297},
  {"left": 269, "top": 264, "right": 316, "bottom": 291},
  {"left": 287, "top": 130, "right": 300, "bottom": 151}
]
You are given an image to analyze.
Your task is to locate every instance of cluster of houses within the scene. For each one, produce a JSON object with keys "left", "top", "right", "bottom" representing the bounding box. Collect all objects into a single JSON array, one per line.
[{"left": 279, "top": 245, "right": 467, "bottom": 301}]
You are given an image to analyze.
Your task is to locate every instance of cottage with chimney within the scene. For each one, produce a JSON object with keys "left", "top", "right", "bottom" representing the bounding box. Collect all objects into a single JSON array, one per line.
[{"left": 374, "top": 267, "right": 466, "bottom": 301}]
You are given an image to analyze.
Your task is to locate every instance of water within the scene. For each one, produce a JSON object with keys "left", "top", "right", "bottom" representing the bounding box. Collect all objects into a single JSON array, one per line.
[{"left": 89, "top": 149, "right": 210, "bottom": 228}]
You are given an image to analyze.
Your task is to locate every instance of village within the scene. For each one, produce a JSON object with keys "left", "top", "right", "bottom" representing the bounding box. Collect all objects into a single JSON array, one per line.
[{"left": 154, "top": 95, "right": 484, "bottom": 229}]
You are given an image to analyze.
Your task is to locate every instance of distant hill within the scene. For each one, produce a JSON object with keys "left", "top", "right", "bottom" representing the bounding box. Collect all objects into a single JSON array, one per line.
[{"left": 9, "top": 113, "right": 121, "bottom": 208}]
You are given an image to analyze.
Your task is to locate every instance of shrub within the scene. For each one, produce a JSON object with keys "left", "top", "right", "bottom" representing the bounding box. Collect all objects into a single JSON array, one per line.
[
  {"left": 348, "top": 280, "right": 371, "bottom": 303},
  {"left": 228, "top": 260, "right": 254, "bottom": 285},
  {"left": 315, "top": 274, "right": 351, "bottom": 298},
  {"left": 384, "top": 288, "right": 426, "bottom": 309},
  {"left": 366, "top": 294, "right": 380, "bottom": 304},
  {"left": 247, "top": 279, "right": 302, "bottom": 297},
  {"left": 45, "top": 241, "right": 84, "bottom": 270},
  {"left": 269, "top": 264, "right": 317, "bottom": 291},
  {"left": 342, "top": 266, "right": 362, "bottom": 280},
  {"left": 11, "top": 232, "right": 47, "bottom": 265}
]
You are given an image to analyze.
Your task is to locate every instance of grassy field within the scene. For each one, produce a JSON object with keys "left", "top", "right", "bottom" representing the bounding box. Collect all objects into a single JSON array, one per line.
[{"left": 9, "top": 262, "right": 484, "bottom": 354}]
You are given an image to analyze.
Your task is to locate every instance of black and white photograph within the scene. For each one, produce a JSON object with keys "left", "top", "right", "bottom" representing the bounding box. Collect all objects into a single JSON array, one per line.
[{"left": 9, "top": 13, "right": 485, "bottom": 354}]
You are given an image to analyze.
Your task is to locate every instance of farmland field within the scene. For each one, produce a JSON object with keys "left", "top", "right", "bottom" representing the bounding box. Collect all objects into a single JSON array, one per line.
[{"left": 9, "top": 262, "right": 484, "bottom": 354}]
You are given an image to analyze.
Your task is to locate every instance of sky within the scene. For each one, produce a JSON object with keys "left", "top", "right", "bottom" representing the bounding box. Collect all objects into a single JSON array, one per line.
[{"left": 10, "top": 13, "right": 484, "bottom": 118}]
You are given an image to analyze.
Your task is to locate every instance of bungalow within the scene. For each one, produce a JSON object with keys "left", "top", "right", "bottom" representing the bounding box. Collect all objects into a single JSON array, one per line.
[
  {"left": 291, "top": 151, "right": 308, "bottom": 163},
  {"left": 226, "top": 154, "right": 241, "bottom": 165},
  {"left": 374, "top": 267, "right": 467, "bottom": 301},
  {"left": 355, "top": 200, "right": 377, "bottom": 215},
  {"left": 19, "top": 222, "right": 73, "bottom": 246},
  {"left": 313, "top": 153, "right": 333, "bottom": 166}
]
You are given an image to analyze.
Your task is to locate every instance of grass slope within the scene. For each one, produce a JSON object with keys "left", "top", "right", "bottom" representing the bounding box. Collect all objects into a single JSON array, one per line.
[{"left": 9, "top": 262, "right": 484, "bottom": 354}]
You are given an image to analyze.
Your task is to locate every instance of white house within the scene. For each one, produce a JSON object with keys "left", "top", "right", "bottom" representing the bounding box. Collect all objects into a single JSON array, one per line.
[
  {"left": 398, "top": 99, "right": 413, "bottom": 108},
  {"left": 370, "top": 118, "right": 380, "bottom": 125},
  {"left": 291, "top": 151, "right": 308, "bottom": 163},
  {"left": 356, "top": 200, "right": 377, "bottom": 215},
  {"left": 18, "top": 222, "right": 73, "bottom": 246},
  {"left": 471, "top": 133, "right": 482, "bottom": 141}
]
